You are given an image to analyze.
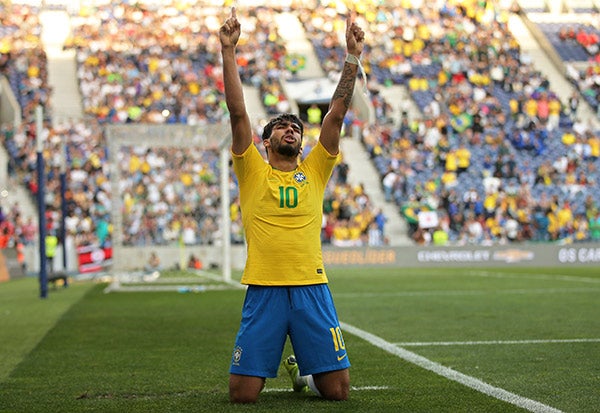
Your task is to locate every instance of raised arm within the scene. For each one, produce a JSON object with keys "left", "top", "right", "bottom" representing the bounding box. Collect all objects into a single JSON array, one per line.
[
  {"left": 319, "top": 14, "right": 365, "bottom": 155},
  {"left": 219, "top": 7, "right": 253, "bottom": 155}
]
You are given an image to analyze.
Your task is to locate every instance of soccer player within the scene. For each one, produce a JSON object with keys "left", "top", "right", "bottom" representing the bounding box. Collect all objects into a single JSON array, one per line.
[{"left": 219, "top": 7, "right": 365, "bottom": 404}]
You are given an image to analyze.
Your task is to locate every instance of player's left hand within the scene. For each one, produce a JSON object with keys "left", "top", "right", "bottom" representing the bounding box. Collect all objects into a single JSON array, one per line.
[{"left": 346, "top": 13, "right": 365, "bottom": 58}]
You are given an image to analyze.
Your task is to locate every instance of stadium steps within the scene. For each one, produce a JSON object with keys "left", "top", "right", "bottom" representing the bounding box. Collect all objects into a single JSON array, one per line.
[
  {"left": 340, "top": 136, "right": 411, "bottom": 245},
  {"left": 39, "top": 9, "right": 83, "bottom": 124},
  {"left": 274, "top": 12, "right": 326, "bottom": 79},
  {"left": 377, "top": 84, "right": 422, "bottom": 126},
  {"left": 244, "top": 85, "right": 267, "bottom": 120},
  {"left": 517, "top": 0, "right": 549, "bottom": 13},
  {"left": 45, "top": 50, "right": 83, "bottom": 124}
]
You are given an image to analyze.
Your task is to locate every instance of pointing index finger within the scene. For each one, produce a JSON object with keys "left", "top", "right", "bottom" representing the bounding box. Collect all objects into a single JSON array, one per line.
[{"left": 346, "top": 11, "right": 354, "bottom": 31}]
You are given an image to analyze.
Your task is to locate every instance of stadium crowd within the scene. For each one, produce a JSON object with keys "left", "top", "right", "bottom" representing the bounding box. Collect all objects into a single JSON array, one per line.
[
  {"left": 300, "top": 0, "right": 600, "bottom": 244},
  {"left": 2, "top": 0, "right": 600, "bottom": 255}
]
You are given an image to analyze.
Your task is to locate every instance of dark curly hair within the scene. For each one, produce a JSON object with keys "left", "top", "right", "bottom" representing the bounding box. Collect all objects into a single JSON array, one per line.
[{"left": 261, "top": 113, "right": 304, "bottom": 141}]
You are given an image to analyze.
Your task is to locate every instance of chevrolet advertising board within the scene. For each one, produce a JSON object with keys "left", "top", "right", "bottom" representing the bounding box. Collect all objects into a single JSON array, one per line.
[{"left": 321, "top": 244, "right": 600, "bottom": 267}]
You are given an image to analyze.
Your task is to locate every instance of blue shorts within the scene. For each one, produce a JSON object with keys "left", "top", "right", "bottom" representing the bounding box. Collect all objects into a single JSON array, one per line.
[{"left": 229, "top": 284, "right": 350, "bottom": 378}]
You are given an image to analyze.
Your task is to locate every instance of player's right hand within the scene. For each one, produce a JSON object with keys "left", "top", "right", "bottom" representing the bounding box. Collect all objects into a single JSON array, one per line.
[{"left": 219, "top": 7, "right": 241, "bottom": 48}]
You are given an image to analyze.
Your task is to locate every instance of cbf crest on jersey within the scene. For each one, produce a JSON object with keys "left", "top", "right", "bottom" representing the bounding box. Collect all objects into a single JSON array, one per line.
[{"left": 293, "top": 171, "right": 308, "bottom": 185}]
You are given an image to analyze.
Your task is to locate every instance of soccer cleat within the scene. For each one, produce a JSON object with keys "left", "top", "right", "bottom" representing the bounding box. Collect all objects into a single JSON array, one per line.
[{"left": 283, "top": 355, "right": 309, "bottom": 392}]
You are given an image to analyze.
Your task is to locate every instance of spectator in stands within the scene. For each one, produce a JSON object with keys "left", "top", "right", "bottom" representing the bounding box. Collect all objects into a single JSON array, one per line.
[
  {"left": 432, "top": 225, "right": 449, "bottom": 245},
  {"left": 144, "top": 251, "right": 161, "bottom": 272},
  {"left": 547, "top": 94, "right": 562, "bottom": 131},
  {"left": 557, "top": 202, "right": 575, "bottom": 239},
  {"left": 367, "top": 221, "right": 384, "bottom": 246},
  {"left": 463, "top": 212, "right": 484, "bottom": 244},
  {"left": 559, "top": 26, "right": 576, "bottom": 41},
  {"left": 373, "top": 208, "right": 387, "bottom": 242},
  {"left": 382, "top": 168, "right": 400, "bottom": 202},
  {"left": 20, "top": 216, "right": 36, "bottom": 245},
  {"left": 573, "top": 213, "right": 590, "bottom": 242},
  {"left": 568, "top": 91, "right": 580, "bottom": 120},
  {"left": 532, "top": 206, "right": 550, "bottom": 242},
  {"left": 187, "top": 254, "right": 203, "bottom": 270},
  {"left": 307, "top": 104, "right": 322, "bottom": 125},
  {"left": 411, "top": 226, "right": 431, "bottom": 245},
  {"left": 15, "top": 240, "right": 26, "bottom": 273},
  {"left": 455, "top": 143, "right": 471, "bottom": 174},
  {"left": 45, "top": 231, "right": 58, "bottom": 274},
  {"left": 502, "top": 213, "right": 520, "bottom": 243},
  {"left": 587, "top": 132, "right": 600, "bottom": 159},
  {"left": 0, "top": 225, "right": 10, "bottom": 249},
  {"left": 331, "top": 219, "right": 353, "bottom": 247},
  {"left": 589, "top": 210, "right": 600, "bottom": 241}
]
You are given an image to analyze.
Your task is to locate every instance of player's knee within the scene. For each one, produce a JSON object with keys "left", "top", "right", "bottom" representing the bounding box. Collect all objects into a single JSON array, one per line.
[
  {"left": 322, "top": 380, "right": 350, "bottom": 401},
  {"left": 229, "top": 375, "right": 264, "bottom": 404},
  {"left": 229, "top": 384, "right": 260, "bottom": 403},
  {"left": 229, "top": 389, "right": 259, "bottom": 404},
  {"left": 315, "top": 370, "right": 350, "bottom": 401}
]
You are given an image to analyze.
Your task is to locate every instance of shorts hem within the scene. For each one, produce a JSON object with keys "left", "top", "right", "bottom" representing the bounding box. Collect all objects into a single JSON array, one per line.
[
  {"left": 229, "top": 368, "right": 277, "bottom": 379},
  {"left": 301, "top": 361, "right": 351, "bottom": 376}
]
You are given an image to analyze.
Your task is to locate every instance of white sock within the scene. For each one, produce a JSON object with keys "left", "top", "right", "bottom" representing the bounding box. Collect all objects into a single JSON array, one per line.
[
  {"left": 306, "top": 374, "right": 322, "bottom": 397},
  {"left": 295, "top": 373, "right": 308, "bottom": 388}
]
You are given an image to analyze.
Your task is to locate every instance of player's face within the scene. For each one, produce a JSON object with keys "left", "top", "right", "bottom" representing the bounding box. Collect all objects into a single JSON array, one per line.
[{"left": 268, "top": 120, "right": 302, "bottom": 158}]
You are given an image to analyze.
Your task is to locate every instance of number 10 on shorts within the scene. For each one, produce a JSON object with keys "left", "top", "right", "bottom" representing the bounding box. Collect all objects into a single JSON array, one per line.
[{"left": 329, "top": 326, "right": 346, "bottom": 351}]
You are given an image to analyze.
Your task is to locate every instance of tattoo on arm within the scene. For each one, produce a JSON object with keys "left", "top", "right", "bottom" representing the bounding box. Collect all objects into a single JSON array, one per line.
[{"left": 332, "top": 64, "right": 357, "bottom": 109}]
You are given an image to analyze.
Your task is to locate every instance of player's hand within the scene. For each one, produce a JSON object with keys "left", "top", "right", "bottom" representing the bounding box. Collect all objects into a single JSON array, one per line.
[
  {"left": 345, "top": 13, "right": 365, "bottom": 57},
  {"left": 219, "top": 7, "right": 241, "bottom": 48}
]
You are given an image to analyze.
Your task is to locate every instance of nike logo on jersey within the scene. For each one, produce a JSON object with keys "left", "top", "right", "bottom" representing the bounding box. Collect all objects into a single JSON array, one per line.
[{"left": 337, "top": 353, "right": 347, "bottom": 361}]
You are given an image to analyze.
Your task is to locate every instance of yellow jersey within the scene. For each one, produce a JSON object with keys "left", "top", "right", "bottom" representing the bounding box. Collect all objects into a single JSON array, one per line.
[{"left": 232, "top": 141, "right": 337, "bottom": 286}]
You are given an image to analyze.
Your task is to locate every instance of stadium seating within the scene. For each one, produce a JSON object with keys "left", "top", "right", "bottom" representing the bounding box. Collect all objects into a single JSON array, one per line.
[{"left": 301, "top": 1, "right": 600, "bottom": 243}]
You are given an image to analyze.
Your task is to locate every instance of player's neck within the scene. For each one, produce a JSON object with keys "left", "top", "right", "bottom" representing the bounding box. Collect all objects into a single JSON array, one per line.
[{"left": 269, "top": 153, "right": 299, "bottom": 172}]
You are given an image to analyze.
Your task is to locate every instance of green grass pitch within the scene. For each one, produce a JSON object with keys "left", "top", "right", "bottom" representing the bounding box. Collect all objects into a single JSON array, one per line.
[{"left": 1, "top": 266, "right": 598, "bottom": 412}]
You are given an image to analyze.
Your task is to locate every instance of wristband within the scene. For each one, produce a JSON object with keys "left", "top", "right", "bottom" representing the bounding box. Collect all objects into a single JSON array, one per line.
[
  {"left": 345, "top": 54, "right": 360, "bottom": 65},
  {"left": 345, "top": 54, "right": 369, "bottom": 96}
]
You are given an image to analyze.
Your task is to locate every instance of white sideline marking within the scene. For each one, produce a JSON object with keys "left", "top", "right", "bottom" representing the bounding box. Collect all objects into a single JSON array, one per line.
[
  {"left": 468, "top": 271, "right": 600, "bottom": 284},
  {"left": 263, "top": 385, "right": 389, "bottom": 393},
  {"left": 395, "top": 338, "right": 600, "bottom": 347},
  {"left": 193, "top": 270, "right": 227, "bottom": 281},
  {"left": 103, "top": 284, "right": 240, "bottom": 293},
  {"left": 335, "top": 287, "right": 598, "bottom": 298},
  {"left": 341, "top": 322, "right": 563, "bottom": 413},
  {"left": 192, "top": 270, "right": 246, "bottom": 289},
  {"left": 103, "top": 270, "right": 246, "bottom": 293}
]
